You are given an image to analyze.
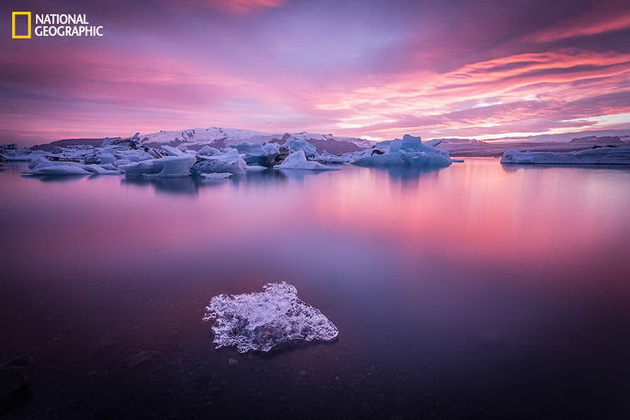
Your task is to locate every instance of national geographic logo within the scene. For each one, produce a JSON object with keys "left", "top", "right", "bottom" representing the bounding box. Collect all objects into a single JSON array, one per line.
[
  {"left": 11, "top": 12, "right": 104, "bottom": 38},
  {"left": 11, "top": 12, "right": 31, "bottom": 38}
]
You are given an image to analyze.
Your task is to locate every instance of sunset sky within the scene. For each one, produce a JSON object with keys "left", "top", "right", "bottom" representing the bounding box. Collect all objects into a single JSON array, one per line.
[{"left": 1, "top": 0, "right": 629, "bottom": 145}]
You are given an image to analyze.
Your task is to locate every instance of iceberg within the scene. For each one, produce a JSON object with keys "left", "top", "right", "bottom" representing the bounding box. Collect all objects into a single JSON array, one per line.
[
  {"left": 120, "top": 154, "right": 196, "bottom": 177},
  {"left": 352, "top": 134, "right": 452, "bottom": 169},
  {"left": 501, "top": 146, "right": 630, "bottom": 165},
  {"left": 232, "top": 142, "right": 288, "bottom": 167},
  {"left": 84, "top": 150, "right": 116, "bottom": 165},
  {"left": 314, "top": 152, "right": 353, "bottom": 165},
  {"left": 192, "top": 149, "right": 248, "bottom": 175},
  {"left": 276, "top": 150, "right": 339, "bottom": 171},
  {"left": 81, "top": 164, "right": 120, "bottom": 175},
  {"left": 22, "top": 157, "right": 119, "bottom": 176},
  {"left": 0, "top": 149, "right": 47, "bottom": 162},
  {"left": 203, "top": 282, "right": 339, "bottom": 353},
  {"left": 285, "top": 138, "right": 317, "bottom": 158},
  {"left": 197, "top": 145, "right": 222, "bottom": 156},
  {"left": 23, "top": 163, "right": 91, "bottom": 176}
]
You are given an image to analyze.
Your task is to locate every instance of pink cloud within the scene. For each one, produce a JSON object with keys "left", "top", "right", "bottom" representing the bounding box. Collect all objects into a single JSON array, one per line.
[
  {"left": 169, "top": 0, "right": 287, "bottom": 13},
  {"left": 534, "top": 6, "right": 630, "bottom": 42},
  {"left": 310, "top": 50, "right": 630, "bottom": 139}
]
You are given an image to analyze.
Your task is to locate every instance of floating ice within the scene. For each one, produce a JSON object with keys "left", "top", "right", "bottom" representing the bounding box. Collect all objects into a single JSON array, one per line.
[
  {"left": 232, "top": 142, "right": 287, "bottom": 167},
  {"left": 276, "top": 150, "right": 339, "bottom": 171},
  {"left": 0, "top": 148, "right": 47, "bottom": 162},
  {"left": 23, "top": 163, "right": 91, "bottom": 176},
  {"left": 352, "top": 134, "right": 452, "bottom": 169},
  {"left": 203, "top": 282, "right": 339, "bottom": 353},
  {"left": 501, "top": 146, "right": 630, "bottom": 165},
  {"left": 120, "top": 154, "right": 196, "bottom": 177},
  {"left": 22, "top": 157, "right": 119, "bottom": 176},
  {"left": 285, "top": 138, "right": 317, "bottom": 158},
  {"left": 314, "top": 152, "right": 353, "bottom": 165},
  {"left": 192, "top": 149, "right": 247, "bottom": 175}
]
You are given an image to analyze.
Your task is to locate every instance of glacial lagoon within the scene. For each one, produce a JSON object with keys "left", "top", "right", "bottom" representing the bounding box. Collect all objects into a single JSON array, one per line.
[{"left": 1, "top": 158, "right": 630, "bottom": 418}]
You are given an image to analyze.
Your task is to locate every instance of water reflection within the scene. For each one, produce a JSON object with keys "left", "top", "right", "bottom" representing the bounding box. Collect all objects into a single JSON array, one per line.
[
  {"left": 21, "top": 174, "right": 89, "bottom": 183},
  {"left": 2, "top": 158, "right": 630, "bottom": 418},
  {"left": 365, "top": 165, "right": 445, "bottom": 182},
  {"left": 275, "top": 168, "right": 329, "bottom": 183},
  {"left": 121, "top": 175, "right": 206, "bottom": 195}
]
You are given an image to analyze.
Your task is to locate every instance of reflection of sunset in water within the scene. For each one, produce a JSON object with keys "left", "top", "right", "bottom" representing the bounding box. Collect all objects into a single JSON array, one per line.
[
  {"left": 295, "top": 160, "right": 628, "bottom": 269},
  {"left": 2, "top": 159, "right": 630, "bottom": 418}
]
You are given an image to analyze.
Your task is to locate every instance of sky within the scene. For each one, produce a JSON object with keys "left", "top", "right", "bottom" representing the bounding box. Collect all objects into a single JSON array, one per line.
[{"left": 1, "top": 0, "right": 629, "bottom": 145}]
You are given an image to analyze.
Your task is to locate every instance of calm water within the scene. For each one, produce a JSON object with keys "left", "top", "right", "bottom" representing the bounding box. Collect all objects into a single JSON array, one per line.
[{"left": 1, "top": 159, "right": 630, "bottom": 419}]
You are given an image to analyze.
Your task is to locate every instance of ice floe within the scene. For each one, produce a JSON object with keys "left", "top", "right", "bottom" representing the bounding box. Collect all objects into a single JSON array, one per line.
[
  {"left": 23, "top": 157, "right": 120, "bottom": 176},
  {"left": 192, "top": 149, "right": 248, "bottom": 175},
  {"left": 232, "top": 142, "right": 287, "bottom": 167},
  {"left": 352, "top": 134, "right": 452, "bottom": 169},
  {"left": 120, "top": 154, "right": 196, "bottom": 177},
  {"left": 276, "top": 150, "right": 339, "bottom": 171},
  {"left": 203, "top": 282, "right": 339, "bottom": 353},
  {"left": 501, "top": 146, "right": 630, "bottom": 165},
  {"left": 285, "top": 138, "right": 317, "bottom": 158},
  {"left": 313, "top": 151, "right": 353, "bottom": 165}
]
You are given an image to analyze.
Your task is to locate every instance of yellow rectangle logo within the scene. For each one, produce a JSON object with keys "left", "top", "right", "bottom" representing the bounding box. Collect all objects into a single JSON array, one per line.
[{"left": 12, "top": 11, "right": 32, "bottom": 39}]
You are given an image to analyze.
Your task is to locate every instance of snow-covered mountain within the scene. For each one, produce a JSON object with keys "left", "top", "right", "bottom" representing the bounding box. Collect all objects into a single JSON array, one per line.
[{"left": 139, "top": 127, "right": 372, "bottom": 154}]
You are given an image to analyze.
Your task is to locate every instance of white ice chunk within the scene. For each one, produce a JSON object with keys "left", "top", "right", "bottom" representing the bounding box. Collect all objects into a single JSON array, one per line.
[
  {"left": 23, "top": 163, "right": 91, "bottom": 176},
  {"left": 232, "top": 142, "right": 285, "bottom": 167},
  {"left": 84, "top": 150, "right": 116, "bottom": 165},
  {"left": 501, "top": 146, "right": 630, "bottom": 165},
  {"left": 192, "top": 149, "right": 247, "bottom": 175},
  {"left": 197, "top": 145, "right": 221, "bottom": 156},
  {"left": 276, "top": 150, "right": 339, "bottom": 171},
  {"left": 203, "top": 282, "right": 339, "bottom": 353},
  {"left": 1, "top": 149, "right": 47, "bottom": 162},
  {"left": 285, "top": 138, "right": 317, "bottom": 158},
  {"left": 120, "top": 154, "right": 196, "bottom": 177},
  {"left": 314, "top": 152, "right": 353, "bottom": 164},
  {"left": 353, "top": 134, "right": 452, "bottom": 169},
  {"left": 113, "top": 149, "right": 155, "bottom": 163},
  {"left": 22, "top": 158, "right": 119, "bottom": 176},
  {"left": 160, "top": 145, "right": 185, "bottom": 156},
  {"left": 81, "top": 164, "right": 120, "bottom": 175}
]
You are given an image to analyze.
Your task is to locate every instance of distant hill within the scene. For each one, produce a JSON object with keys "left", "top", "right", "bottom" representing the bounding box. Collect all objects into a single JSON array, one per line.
[
  {"left": 569, "top": 135, "right": 625, "bottom": 144},
  {"left": 429, "top": 130, "right": 630, "bottom": 157},
  {"left": 32, "top": 138, "right": 118, "bottom": 151}
]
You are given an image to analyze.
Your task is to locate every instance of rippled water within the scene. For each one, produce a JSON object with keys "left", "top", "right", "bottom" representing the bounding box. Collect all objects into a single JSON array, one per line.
[{"left": 1, "top": 159, "right": 629, "bottom": 418}]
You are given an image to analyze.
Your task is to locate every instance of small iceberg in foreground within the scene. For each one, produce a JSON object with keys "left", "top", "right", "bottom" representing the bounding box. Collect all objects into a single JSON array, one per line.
[
  {"left": 352, "top": 134, "right": 452, "bottom": 169},
  {"left": 501, "top": 146, "right": 630, "bottom": 165},
  {"left": 203, "top": 282, "right": 339, "bottom": 353}
]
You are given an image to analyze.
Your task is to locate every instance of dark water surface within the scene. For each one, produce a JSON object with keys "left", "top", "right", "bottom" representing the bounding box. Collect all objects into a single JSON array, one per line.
[{"left": 1, "top": 159, "right": 630, "bottom": 419}]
